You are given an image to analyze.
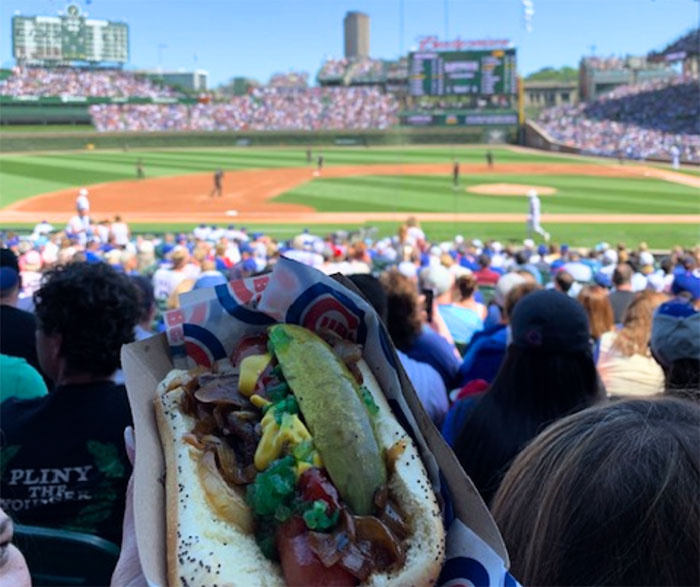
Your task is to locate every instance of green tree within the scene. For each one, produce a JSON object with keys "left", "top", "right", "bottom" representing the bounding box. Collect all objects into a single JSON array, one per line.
[{"left": 526, "top": 66, "right": 578, "bottom": 82}]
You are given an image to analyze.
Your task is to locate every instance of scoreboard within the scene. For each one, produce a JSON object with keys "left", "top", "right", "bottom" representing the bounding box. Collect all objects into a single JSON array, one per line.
[
  {"left": 409, "top": 48, "right": 517, "bottom": 96},
  {"left": 12, "top": 4, "right": 128, "bottom": 64}
]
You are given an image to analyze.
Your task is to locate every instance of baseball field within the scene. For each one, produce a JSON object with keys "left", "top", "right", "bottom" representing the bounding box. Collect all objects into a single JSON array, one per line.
[{"left": 1, "top": 144, "right": 698, "bottom": 247}]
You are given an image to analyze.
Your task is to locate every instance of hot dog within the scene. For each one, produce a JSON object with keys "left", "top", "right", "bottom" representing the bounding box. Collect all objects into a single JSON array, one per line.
[{"left": 155, "top": 324, "right": 445, "bottom": 586}]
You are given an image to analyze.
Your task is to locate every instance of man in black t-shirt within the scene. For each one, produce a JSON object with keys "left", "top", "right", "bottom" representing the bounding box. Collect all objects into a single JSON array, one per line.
[
  {"left": 0, "top": 262, "right": 140, "bottom": 546},
  {"left": 608, "top": 263, "right": 636, "bottom": 323},
  {"left": 0, "top": 249, "right": 43, "bottom": 380}
]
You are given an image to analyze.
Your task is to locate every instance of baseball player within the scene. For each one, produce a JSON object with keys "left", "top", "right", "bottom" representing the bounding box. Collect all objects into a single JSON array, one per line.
[
  {"left": 136, "top": 158, "right": 145, "bottom": 179},
  {"left": 210, "top": 169, "right": 224, "bottom": 198},
  {"left": 452, "top": 159, "right": 460, "bottom": 188},
  {"left": 317, "top": 154, "right": 324, "bottom": 174},
  {"left": 67, "top": 189, "right": 92, "bottom": 246},
  {"left": 527, "top": 188, "right": 550, "bottom": 243},
  {"left": 76, "top": 188, "right": 90, "bottom": 214},
  {"left": 670, "top": 145, "right": 680, "bottom": 170},
  {"left": 486, "top": 150, "right": 494, "bottom": 169}
]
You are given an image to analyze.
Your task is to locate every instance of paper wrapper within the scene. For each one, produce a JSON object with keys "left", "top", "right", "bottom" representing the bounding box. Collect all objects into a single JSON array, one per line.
[{"left": 122, "top": 257, "right": 517, "bottom": 586}]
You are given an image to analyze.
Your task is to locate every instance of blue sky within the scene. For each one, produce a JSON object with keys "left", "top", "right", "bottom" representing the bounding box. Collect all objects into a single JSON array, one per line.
[{"left": 1, "top": 0, "right": 697, "bottom": 86}]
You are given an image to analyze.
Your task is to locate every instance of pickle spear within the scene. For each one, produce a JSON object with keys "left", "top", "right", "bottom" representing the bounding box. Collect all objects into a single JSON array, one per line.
[{"left": 268, "top": 324, "right": 386, "bottom": 515}]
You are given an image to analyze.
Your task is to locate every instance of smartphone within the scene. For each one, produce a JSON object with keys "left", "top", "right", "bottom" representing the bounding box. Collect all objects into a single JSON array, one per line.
[{"left": 422, "top": 288, "right": 434, "bottom": 322}]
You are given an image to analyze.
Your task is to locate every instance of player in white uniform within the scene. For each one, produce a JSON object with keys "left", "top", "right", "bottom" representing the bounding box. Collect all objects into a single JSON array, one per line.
[
  {"left": 67, "top": 188, "right": 92, "bottom": 246},
  {"left": 76, "top": 188, "right": 90, "bottom": 213},
  {"left": 527, "top": 189, "right": 550, "bottom": 243},
  {"left": 670, "top": 145, "right": 680, "bottom": 170}
]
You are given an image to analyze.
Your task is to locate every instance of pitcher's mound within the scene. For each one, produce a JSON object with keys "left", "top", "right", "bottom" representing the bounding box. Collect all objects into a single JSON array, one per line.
[{"left": 467, "top": 183, "right": 557, "bottom": 196}]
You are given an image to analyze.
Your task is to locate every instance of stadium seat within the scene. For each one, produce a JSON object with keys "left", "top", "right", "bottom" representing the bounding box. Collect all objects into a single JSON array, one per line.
[{"left": 13, "top": 524, "right": 120, "bottom": 586}]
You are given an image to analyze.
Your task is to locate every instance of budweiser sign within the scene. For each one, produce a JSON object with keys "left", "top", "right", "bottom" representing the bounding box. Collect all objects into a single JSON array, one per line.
[{"left": 417, "top": 36, "right": 512, "bottom": 51}]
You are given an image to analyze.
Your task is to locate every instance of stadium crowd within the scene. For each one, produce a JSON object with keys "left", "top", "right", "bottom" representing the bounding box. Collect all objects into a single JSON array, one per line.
[
  {"left": 267, "top": 71, "right": 309, "bottom": 88},
  {"left": 1, "top": 208, "right": 699, "bottom": 585},
  {"left": 89, "top": 86, "right": 399, "bottom": 131},
  {"left": 0, "top": 67, "right": 180, "bottom": 98},
  {"left": 538, "top": 75, "right": 700, "bottom": 161}
]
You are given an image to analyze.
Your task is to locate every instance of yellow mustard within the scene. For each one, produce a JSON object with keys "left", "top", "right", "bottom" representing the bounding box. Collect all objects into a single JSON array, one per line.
[
  {"left": 250, "top": 394, "right": 271, "bottom": 409},
  {"left": 255, "top": 410, "right": 310, "bottom": 471},
  {"left": 239, "top": 353, "right": 271, "bottom": 397}
]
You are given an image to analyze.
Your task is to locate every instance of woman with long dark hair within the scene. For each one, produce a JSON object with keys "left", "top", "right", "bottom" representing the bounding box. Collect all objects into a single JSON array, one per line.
[{"left": 454, "top": 290, "right": 603, "bottom": 504}]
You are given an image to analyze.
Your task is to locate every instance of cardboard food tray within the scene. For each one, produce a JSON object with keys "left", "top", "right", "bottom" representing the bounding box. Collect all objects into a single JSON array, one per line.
[{"left": 122, "top": 258, "right": 509, "bottom": 586}]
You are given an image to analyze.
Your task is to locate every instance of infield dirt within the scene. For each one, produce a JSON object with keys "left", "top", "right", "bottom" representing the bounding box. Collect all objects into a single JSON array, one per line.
[{"left": 2, "top": 162, "right": 698, "bottom": 225}]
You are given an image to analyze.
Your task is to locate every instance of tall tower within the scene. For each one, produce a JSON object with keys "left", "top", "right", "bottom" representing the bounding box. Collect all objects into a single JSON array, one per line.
[{"left": 344, "top": 11, "right": 370, "bottom": 59}]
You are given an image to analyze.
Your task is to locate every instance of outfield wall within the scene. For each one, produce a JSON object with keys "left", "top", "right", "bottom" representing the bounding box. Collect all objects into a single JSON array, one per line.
[{"left": 0, "top": 126, "right": 518, "bottom": 152}]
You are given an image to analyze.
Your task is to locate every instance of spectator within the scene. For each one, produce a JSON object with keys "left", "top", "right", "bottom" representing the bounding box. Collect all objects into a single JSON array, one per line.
[
  {"left": 473, "top": 254, "right": 500, "bottom": 286},
  {"left": 458, "top": 276, "right": 535, "bottom": 387},
  {"left": 650, "top": 300, "right": 700, "bottom": 401},
  {"left": 152, "top": 246, "right": 192, "bottom": 302},
  {"left": 671, "top": 270, "right": 700, "bottom": 309},
  {"left": 348, "top": 273, "right": 448, "bottom": 425},
  {"left": 130, "top": 275, "right": 156, "bottom": 341},
  {"left": 438, "top": 273, "right": 486, "bottom": 347},
  {"left": 597, "top": 291, "right": 667, "bottom": 397},
  {"left": 537, "top": 75, "right": 700, "bottom": 162},
  {"left": 578, "top": 285, "right": 615, "bottom": 356},
  {"left": 0, "top": 354, "right": 48, "bottom": 403},
  {"left": 380, "top": 270, "right": 460, "bottom": 389},
  {"left": 0, "top": 249, "right": 46, "bottom": 383},
  {"left": 110, "top": 215, "right": 130, "bottom": 248},
  {"left": 553, "top": 270, "right": 575, "bottom": 295},
  {"left": 609, "top": 263, "right": 637, "bottom": 322},
  {"left": 453, "top": 290, "right": 602, "bottom": 504},
  {"left": 492, "top": 398, "right": 700, "bottom": 586},
  {"left": 0, "top": 262, "right": 139, "bottom": 545}
]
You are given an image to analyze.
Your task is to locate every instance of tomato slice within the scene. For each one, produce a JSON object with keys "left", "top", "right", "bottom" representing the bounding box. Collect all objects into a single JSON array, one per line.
[
  {"left": 231, "top": 333, "right": 269, "bottom": 366},
  {"left": 299, "top": 468, "right": 342, "bottom": 512},
  {"left": 277, "top": 518, "right": 356, "bottom": 587}
]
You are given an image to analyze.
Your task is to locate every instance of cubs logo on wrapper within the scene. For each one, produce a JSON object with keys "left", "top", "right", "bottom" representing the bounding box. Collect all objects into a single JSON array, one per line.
[{"left": 124, "top": 257, "right": 517, "bottom": 586}]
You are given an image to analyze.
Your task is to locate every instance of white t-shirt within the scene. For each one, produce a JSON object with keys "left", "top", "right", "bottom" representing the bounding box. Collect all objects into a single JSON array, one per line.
[
  {"left": 152, "top": 267, "right": 189, "bottom": 301},
  {"left": 95, "top": 224, "right": 110, "bottom": 243},
  {"left": 33, "top": 221, "right": 54, "bottom": 235},
  {"left": 407, "top": 226, "right": 425, "bottom": 243},
  {"left": 111, "top": 222, "right": 130, "bottom": 246},
  {"left": 67, "top": 215, "right": 91, "bottom": 245},
  {"left": 597, "top": 331, "right": 664, "bottom": 398}
]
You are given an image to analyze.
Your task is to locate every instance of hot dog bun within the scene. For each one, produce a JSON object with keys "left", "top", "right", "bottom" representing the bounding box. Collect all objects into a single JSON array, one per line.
[{"left": 155, "top": 360, "right": 445, "bottom": 586}]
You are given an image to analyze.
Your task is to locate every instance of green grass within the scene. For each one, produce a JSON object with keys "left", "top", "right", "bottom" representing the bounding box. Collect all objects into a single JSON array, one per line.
[
  {"left": 1, "top": 145, "right": 698, "bottom": 247},
  {"left": 0, "top": 146, "right": 577, "bottom": 207},
  {"left": 276, "top": 173, "right": 700, "bottom": 215},
  {"left": 1, "top": 220, "right": 697, "bottom": 249},
  {"left": 0, "top": 124, "right": 94, "bottom": 133}
]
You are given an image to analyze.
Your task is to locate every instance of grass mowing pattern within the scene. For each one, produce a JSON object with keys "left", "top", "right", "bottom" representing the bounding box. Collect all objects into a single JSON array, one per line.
[
  {"left": 276, "top": 173, "right": 700, "bottom": 215},
  {"left": 0, "top": 146, "right": 575, "bottom": 207},
  {"left": 1, "top": 145, "right": 697, "bottom": 247}
]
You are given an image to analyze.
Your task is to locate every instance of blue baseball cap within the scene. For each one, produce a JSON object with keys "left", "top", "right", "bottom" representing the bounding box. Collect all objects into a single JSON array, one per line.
[
  {"left": 651, "top": 301, "right": 700, "bottom": 367},
  {"left": 0, "top": 249, "right": 20, "bottom": 292},
  {"left": 594, "top": 271, "right": 612, "bottom": 288},
  {"left": 537, "top": 244, "right": 548, "bottom": 256},
  {"left": 671, "top": 273, "right": 700, "bottom": 301}
]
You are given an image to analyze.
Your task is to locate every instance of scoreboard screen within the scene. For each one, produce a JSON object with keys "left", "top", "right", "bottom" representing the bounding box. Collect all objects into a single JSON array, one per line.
[
  {"left": 12, "top": 4, "right": 128, "bottom": 63},
  {"left": 409, "top": 48, "right": 517, "bottom": 96}
]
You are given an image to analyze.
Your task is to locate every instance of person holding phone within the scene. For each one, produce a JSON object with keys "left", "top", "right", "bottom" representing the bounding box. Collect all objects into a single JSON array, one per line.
[{"left": 380, "top": 270, "right": 460, "bottom": 389}]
